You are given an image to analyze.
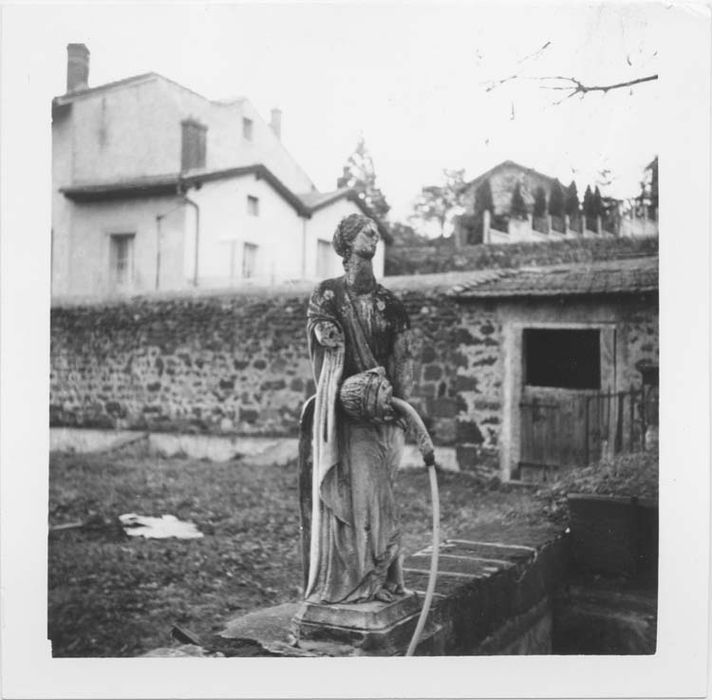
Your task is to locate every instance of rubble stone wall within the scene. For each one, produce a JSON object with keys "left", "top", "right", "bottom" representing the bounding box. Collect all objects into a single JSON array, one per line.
[
  {"left": 50, "top": 284, "right": 504, "bottom": 471},
  {"left": 50, "top": 281, "right": 657, "bottom": 475}
]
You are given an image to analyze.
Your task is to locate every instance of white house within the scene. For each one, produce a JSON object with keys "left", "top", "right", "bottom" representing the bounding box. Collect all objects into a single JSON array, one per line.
[{"left": 52, "top": 44, "right": 384, "bottom": 298}]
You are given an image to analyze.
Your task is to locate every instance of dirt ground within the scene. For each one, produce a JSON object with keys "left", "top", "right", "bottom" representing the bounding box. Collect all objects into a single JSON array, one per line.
[{"left": 48, "top": 448, "right": 548, "bottom": 657}]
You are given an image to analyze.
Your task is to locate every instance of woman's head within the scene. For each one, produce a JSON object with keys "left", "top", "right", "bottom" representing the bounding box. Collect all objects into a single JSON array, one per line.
[{"left": 332, "top": 213, "right": 378, "bottom": 262}]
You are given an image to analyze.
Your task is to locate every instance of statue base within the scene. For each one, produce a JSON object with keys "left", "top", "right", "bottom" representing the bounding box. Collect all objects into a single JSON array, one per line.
[{"left": 291, "top": 593, "right": 439, "bottom": 655}]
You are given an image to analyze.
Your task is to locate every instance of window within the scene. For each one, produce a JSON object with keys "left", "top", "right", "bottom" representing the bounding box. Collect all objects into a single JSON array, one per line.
[
  {"left": 524, "top": 328, "right": 600, "bottom": 390},
  {"left": 316, "top": 239, "right": 332, "bottom": 279},
  {"left": 181, "top": 119, "right": 207, "bottom": 171},
  {"left": 247, "top": 195, "right": 260, "bottom": 216},
  {"left": 242, "top": 117, "right": 253, "bottom": 141},
  {"left": 242, "top": 243, "right": 258, "bottom": 278},
  {"left": 228, "top": 240, "right": 239, "bottom": 279},
  {"left": 110, "top": 233, "right": 135, "bottom": 289}
]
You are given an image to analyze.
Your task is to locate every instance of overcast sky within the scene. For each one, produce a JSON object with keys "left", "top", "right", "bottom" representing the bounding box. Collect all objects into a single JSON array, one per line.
[{"left": 26, "top": 1, "right": 662, "bottom": 222}]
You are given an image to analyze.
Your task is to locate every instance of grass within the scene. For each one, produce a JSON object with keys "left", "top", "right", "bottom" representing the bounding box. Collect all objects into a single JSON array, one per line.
[{"left": 48, "top": 448, "right": 545, "bottom": 657}]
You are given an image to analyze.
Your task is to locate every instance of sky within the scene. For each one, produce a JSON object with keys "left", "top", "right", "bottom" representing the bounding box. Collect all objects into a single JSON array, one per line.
[{"left": 19, "top": 1, "right": 662, "bottom": 224}]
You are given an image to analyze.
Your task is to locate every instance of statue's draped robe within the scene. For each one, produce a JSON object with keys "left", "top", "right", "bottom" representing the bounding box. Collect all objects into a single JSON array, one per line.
[{"left": 302, "top": 277, "right": 410, "bottom": 604}]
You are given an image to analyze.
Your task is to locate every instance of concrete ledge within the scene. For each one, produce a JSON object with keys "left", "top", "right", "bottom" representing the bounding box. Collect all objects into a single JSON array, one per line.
[
  {"left": 50, "top": 427, "right": 298, "bottom": 465},
  {"left": 210, "top": 523, "right": 567, "bottom": 657},
  {"left": 50, "top": 427, "right": 459, "bottom": 471},
  {"left": 402, "top": 524, "right": 568, "bottom": 655}
]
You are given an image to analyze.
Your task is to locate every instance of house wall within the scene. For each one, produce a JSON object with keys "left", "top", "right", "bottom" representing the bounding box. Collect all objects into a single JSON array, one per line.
[
  {"left": 56, "top": 195, "right": 187, "bottom": 298},
  {"left": 463, "top": 163, "right": 555, "bottom": 217},
  {"left": 62, "top": 77, "right": 314, "bottom": 194},
  {"left": 52, "top": 76, "right": 318, "bottom": 295},
  {"left": 52, "top": 105, "right": 74, "bottom": 295},
  {"left": 187, "top": 175, "right": 304, "bottom": 286},
  {"left": 52, "top": 176, "right": 382, "bottom": 297}
]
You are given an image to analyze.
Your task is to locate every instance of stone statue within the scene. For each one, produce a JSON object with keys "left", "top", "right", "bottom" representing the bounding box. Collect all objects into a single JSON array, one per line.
[{"left": 298, "top": 213, "right": 413, "bottom": 605}]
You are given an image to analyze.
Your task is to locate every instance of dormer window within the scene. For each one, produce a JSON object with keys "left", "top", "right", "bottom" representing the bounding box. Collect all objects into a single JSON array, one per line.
[
  {"left": 181, "top": 119, "right": 207, "bottom": 171},
  {"left": 242, "top": 117, "right": 253, "bottom": 141}
]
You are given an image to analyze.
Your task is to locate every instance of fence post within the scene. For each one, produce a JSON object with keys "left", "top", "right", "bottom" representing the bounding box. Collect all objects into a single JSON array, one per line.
[
  {"left": 596, "top": 215, "right": 602, "bottom": 235},
  {"left": 584, "top": 396, "right": 590, "bottom": 465},
  {"left": 484, "top": 209, "right": 491, "bottom": 244},
  {"left": 629, "top": 389, "right": 635, "bottom": 451}
]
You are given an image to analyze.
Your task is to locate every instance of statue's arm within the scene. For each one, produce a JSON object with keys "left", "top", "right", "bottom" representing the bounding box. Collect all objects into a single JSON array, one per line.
[
  {"left": 314, "top": 321, "right": 344, "bottom": 348},
  {"left": 308, "top": 284, "right": 344, "bottom": 349},
  {"left": 390, "top": 329, "right": 414, "bottom": 401}
]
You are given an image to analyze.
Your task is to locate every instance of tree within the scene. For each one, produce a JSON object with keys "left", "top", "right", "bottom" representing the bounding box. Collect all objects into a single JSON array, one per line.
[
  {"left": 474, "top": 178, "right": 494, "bottom": 217},
  {"left": 510, "top": 181, "right": 528, "bottom": 219},
  {"left": 548, "top": 179, "right": 564, "bottom": 217},
  {"left": 411, "top": 168, "right": 466, "bottom": 237},
  {"left": 639, "top": 156, "right": 658, "bottom": 212},
  {"left": 337, "top": 136, "right": 390, "bottom": 221},
  {"left": 582, "top": 184, "right": 601, "bottom": 230},
  {"left": 649, "top": 157, "right": 658, "bottom": 211},
  {"left": 533, "top": 186, "right": 547, "bottom": 218},
  {"left": 582, "top": 185, "right": 594, "bottom": 216},
  {"left": 482, "top": 38, "right": 657, "bottom": 104},
  {"left": 485, "top": 67, "right": 657, "bottom": 104},
  {"left": 565, "top": 180, "right": 580, "bottom": 218},
  {"left": 592, "top": 186, "right": 603, "bottom": 218},
  {"left": 388, "top": 221, "right": 430, "bottom": 247}
]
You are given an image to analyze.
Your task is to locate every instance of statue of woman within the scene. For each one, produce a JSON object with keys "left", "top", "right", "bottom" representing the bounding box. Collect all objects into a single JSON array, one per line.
[{"left": 298, "top": 213, "right": 413, "bottom": 605}]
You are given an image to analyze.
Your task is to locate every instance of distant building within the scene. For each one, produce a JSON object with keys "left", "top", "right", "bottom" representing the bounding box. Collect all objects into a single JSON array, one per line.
[
  {"left": 461, "top": 160, "right": 558, "bottom": 219},
  {"left": 456, "top": 160, "right": 658, "bottom": 245},
  {"left": 52, "top": 44, "right": 383, "bottom": 298}
]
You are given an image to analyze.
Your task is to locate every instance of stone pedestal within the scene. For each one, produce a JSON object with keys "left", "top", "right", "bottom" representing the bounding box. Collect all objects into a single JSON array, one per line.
[{"left": 291, "top": 593, "right": 439, "bottom": 655}]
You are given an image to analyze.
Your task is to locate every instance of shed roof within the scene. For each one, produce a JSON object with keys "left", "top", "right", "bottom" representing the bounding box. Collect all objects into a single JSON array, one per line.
[{"left": 449, "top": 255, "right": 658, "bottom": 299}]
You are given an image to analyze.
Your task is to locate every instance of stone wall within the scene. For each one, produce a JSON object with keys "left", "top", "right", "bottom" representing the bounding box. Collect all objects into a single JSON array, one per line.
[
  {"left": 50, "top": 274, "right": 657, "bottom": 476},
  {"left": 50, "top": 279, "right": 504, "bottom": 469},
  {"left": 385, "top": 235, "right": 658, "bottom": 277}
]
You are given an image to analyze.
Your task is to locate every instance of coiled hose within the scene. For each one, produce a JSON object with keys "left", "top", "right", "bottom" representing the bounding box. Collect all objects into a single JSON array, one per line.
[{"left": 391, "top": 398, "right": 440, "bottom": 657}]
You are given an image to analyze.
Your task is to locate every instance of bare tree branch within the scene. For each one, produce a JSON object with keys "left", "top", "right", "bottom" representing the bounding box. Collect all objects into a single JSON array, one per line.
[
  {"left": 541, "top": 73, "right": 658, "bottom": 99},
  {"left": 484, "top": 73, "right": 658, "bottom": 101},
  {"left": 516, "top": 41, "right": 552, "bottom": 66}
]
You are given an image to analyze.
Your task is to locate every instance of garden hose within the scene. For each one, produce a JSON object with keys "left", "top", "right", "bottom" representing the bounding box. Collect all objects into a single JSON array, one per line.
[{"left": 390, "top": 398, "right": 440, "bottom": 657}]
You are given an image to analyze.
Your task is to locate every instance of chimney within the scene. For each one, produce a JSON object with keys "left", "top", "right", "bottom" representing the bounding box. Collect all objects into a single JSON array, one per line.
[
  {"left": 66, "top": 43, "right": 90, "bottom": 93},
  {"left": 269, "top": 108, "right": 282, "bottom": 140}
]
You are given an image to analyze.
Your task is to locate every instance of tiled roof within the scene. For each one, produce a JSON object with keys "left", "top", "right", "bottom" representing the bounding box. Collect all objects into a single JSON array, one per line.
[
  {"left": 462, "top": 159, "right": 558, "bottom": 191},
  {"left": 449, "top": 255, "right": 658, "bottom": 298},
  {"left": 298, "top": 188, "right": 352, "bottom": 210},
  {"left": 59, "top": 168, "right": 388, "bottom": 236},
  {"left": 52, "top": 72, "right": 237, "bottom": 106},
  {"left": 60, "top": 165, "right": 309, "bottom": 214}
]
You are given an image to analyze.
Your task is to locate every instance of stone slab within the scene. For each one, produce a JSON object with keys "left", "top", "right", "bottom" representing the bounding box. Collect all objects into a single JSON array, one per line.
[
  {"left": 221, "top": 602, "right": 299, "bottom": 644},
  {"left": 291, "top": 593, "right": 446, "bottom": 655},
  {"left": 293, "top": 593, "right": 421, "bottom": 631},
  {"left": 220, "top": 603, "right": 372, "bottom": 657}
]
